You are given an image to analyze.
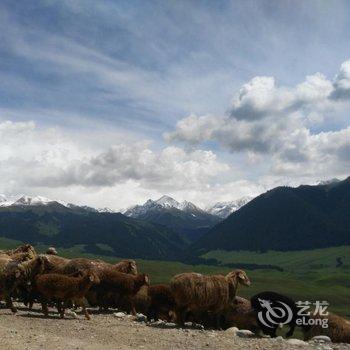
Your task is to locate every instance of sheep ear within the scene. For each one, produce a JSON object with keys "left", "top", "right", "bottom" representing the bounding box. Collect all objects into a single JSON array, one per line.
[
  {"left": 144, "top": 275, "right": 149, "bottom": 284},
  {"left": 238, "top": 271, "right": 245, "bottom": 279},
  {"left": 15, "top": 270, "right": 21, "bottom": 278},
  {"left": 89, "top": 275, "right": 94, "bottom": 282}
]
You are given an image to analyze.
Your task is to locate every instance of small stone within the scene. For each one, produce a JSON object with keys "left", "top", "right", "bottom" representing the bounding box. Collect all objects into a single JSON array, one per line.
[
  {"left": 312, "top": 336, "right": 332, "bottom": 343},
  {"left": 192, "top": 323, "right": 204, "bottom": 330},
  {"left": 135, "top": 313, "right": 147, "bottom": 322},
  {"left": 66, "top": 310, "right": 78, "bottom": 319},
  {"left": 114, "top": 312, "right": 126, "bottom": 318},
  {"left": 275, "top": 336, "right": 284, "bottom": 341},
  {"left": 164, "top": 322, "right": 176, "bottom": 328},
  {"left": 225, "top": 327, "right": 239, "bottom": 335},
  {"left": 236, "top": 329, "right": 254, "bottom": 338},
  {"left": 287, "top": 338, "right": 307, "bottom": 346}
]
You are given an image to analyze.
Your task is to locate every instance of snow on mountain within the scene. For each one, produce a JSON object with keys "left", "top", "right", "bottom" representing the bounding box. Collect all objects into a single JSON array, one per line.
[
  {"left": 13, "top": 195, "right": 58, "bottom": 206},
  {"left": 0, "top": 194, "right": 24, "bottom": 207},
  {"left": 97, "top": 207, "right": 115, "bottom": 213},
  {"left": 207, "top": 196, "right": 254, "bottom": 218},
  {"left": 124, "top": 195, "right": 204, "bottom": 217},
  {"left": 155, "top": 195, "right": 181, "bottom": 209},
  {"left": 0, "top": 194, "right": 114, "bottom": 213}
]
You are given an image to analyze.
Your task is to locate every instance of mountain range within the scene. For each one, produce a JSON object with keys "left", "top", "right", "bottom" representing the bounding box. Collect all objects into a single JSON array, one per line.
[
  {"left": 0, "top": 199, "right": 188, "bottom": 260},
  {"left": 124, "top": 195, "right": 222, "bottom": 241},
  {"left": 192, "top": 176, "right": 350, "bottom": 253},
  {"left": 1, "top": 177, "right": 349, "bottom": 261}
]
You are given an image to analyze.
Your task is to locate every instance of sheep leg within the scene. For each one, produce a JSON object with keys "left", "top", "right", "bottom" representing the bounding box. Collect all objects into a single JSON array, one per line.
[
  {"left": 58, "top": 301, "right": 65, "bottom": 318},
  {"left": 77, "top": 298, "right": 91, "bottom": 320},
  {"left": 215, "top": 314, "right": 222, "bottom": 330},
  {"left": 175, "top": 306, "right": 186, "bottom": 326},
  {"left": 41, "top": 300, "right": 49, "bottom": 317},
  {"left": 131, "top": 300, "right": 137, "bottom": 316},
  {"left": 5, "top": 294, "right": 17, "bottom": 313},
  {"left": 286, "top": 323, "right": 296, "bottom": 338}
]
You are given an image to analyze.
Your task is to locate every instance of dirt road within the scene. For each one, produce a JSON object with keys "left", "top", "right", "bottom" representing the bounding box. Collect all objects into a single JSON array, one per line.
[{"left": 1, "top": 305, "right": 349, "bottom": 350}]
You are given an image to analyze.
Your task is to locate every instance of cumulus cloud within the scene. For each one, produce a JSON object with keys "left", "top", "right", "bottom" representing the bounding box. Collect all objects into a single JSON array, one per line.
[
  {"left": 332, "top": 60, "right": 350, "bottom": 100},
  {"left": 0, "top": 120, "right": 230, "bottom": 199},
  {"left": 166, "top": 59, "right": 350, "bottom": 181},
  {"left": 229, "top": 73, "right": 332, "bottom": 121}
]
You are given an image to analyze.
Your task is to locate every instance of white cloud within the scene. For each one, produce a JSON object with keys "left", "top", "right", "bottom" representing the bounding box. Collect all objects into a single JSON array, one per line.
[
  {"left": 0, "top": 120, "right": 230, "bottom": 209},
  {"left": 166, "top": 59, "right": 350, "bottom": 184},
  {"left": 332, "top": 60, "right": 350, "bottom": 99}
]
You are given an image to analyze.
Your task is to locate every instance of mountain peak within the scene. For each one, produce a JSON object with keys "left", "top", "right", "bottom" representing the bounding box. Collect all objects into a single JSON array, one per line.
[
  {"left": 155, "top": 195, "right": 181, "bottom": 208},
  {"left": 207, "top": 196, "right": 253, "bottom": 218},
  {"left": 13, "top": 195, "right": 56, "bottom": 206}
]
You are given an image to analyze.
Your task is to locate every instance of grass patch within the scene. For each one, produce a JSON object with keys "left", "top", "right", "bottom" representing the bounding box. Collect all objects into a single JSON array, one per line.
[{"left": 1, "top": 239, "right": 349, "bottom": 317}]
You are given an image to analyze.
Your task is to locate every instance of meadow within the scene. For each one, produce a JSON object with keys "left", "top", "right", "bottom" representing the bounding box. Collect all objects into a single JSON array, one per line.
[{"left": 1, "top": 237, "right": 349, "bottom": 317}]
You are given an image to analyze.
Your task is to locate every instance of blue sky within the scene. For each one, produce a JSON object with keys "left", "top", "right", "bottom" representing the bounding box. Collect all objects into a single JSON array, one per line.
[{"left": 1, "top": 0, "right": 350, "bottom": 209}]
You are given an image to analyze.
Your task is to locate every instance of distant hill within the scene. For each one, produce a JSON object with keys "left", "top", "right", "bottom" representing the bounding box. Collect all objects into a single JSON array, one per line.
[
  {"left": 206, "top": 196, "right": 253, "bottom": 218},
  {"left": 0, "top": 202, "right": 188, "bottom": 261},
  {"left": 192, "top": 177, "right": 350, "bottom": 253},
  {"left": 124, "top": 195, "right": 221, "bottom": 241}
]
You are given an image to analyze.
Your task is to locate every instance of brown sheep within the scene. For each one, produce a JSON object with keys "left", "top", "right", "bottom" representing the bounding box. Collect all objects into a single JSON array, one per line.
[
  {"left": 47, "top": 257, "right": 137, "bottom": 277},
  {"left": 132, "top": 284, "right": 176, "bottom": 321},
  {"left": 222, "top": 296, "right": 260, "bottom": 332},
  {"left": 46, "top": 247, "right": 58, "bottom": 255},
  {"left": 0, "top": 255, "right": 49, "bottom": 313},
  {"left": 170, "top": 270, "right": 250, "bottom": 327},
  {"left": 3, "top": 244, "right": 37, "bottom": 258},
  {"left": 35, "top": 272, "right": 100, "bottom": 320},
  {"left": 147, "top": 284, "right": 176, "bottom": 321},
  {"left": 113, "top": 260, "right": 138, "bottom": 275},
  {"left": 302, "top": 313, "right": 350, "bottom": 343},
  {"left": 92, "top": 270, "right": 150, "bottom": 314}
]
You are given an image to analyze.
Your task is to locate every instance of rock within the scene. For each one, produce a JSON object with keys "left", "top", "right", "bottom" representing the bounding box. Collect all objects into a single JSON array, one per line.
[
  {"left": 274, "top": 336, "right": 284, "bottom": 341},
  {"left": 236, "top": 329, "right": 254, "bottom": 338},
  {"left": 164, "top": 322, "right": 176, "bottom": 328},
  {"left": 148, "top": 320, "right": 176, "bottom": 329},
  {"left": 136, "top": 313, "right": 147, "bottom": 322},
  {"left": 114, "top": 312, "right": 126, "bottom": 318},
  {"left": 312, "top": 336, "right": 332, "bottom": 343},
  {"left": 225, "top": 327, "right": 239, "bottom": 335},
  {"left": 287, "top": 338, "right": 308, "bottom": 346},
  {"left": 66, "top": 310, "right": 78, "bottom": 319}
]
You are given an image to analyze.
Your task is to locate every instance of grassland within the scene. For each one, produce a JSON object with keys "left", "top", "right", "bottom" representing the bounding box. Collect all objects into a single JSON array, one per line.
[{"left": 1, "top": 237, "right": 349, "bottom": 317}]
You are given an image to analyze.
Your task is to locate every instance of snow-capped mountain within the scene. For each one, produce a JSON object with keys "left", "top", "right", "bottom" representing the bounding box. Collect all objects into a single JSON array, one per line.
[
  {"left": 207, "top": 196, "right": 254, "bottom": 218},
  {"left": 0, "top": 194, "right": 115, "bottom": 213},
  {"left": 124, "top": 195, "right": 221, "bottom": 241},
  {"left": 13, "top": 195, "right": 60, "bottom": 206},
  {"left": 124, "top": 195, "right": 206, "bottom": 217}
]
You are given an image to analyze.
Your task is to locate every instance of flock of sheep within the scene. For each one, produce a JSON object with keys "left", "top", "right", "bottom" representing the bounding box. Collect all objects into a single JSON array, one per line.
[{"left": 0, "top": 244, "right": 349, "bottom": 344}]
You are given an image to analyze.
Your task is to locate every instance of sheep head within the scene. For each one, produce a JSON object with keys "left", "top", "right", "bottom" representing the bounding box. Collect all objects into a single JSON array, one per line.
[
  {"left": 88, "top": 272, "right": 100, "bottom": 285},
  {"left": 128, "top": 260, "right": 138, "bottom": 275},
  {"left": 226, "top": 270, "right": 251, "bottom": 287}
]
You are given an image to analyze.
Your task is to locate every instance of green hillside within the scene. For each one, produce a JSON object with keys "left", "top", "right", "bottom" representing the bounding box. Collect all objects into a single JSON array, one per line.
[
  {"left": 192, "top": 177, "right": 350, "bottom": 253},
  {"left": 1, "top": 238, "right": 349, "bottom": 317}
]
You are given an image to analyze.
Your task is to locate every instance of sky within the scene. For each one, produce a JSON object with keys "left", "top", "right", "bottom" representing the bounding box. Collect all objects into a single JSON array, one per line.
[{"left": 1, "top": 0, "right": 350, "bottom": 210}]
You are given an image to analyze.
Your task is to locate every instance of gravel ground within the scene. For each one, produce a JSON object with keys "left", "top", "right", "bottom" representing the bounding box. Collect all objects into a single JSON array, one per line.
[{"left": 1, "top": 305, "right": 350, "bottom": 350}]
